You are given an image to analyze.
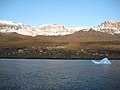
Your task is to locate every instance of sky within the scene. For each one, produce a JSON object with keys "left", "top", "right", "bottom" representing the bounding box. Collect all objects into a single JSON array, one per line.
[{"left": 0, "top": 0, "right": 120, "bottom": 27}]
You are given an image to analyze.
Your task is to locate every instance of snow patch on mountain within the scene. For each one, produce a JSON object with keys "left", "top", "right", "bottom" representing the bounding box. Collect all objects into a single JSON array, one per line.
[
  {"left": 71, "top": 26, "right": 89, "bottom": 31},
  {"left": 0, "top": 20, "right": 120, "bottom": 36}
]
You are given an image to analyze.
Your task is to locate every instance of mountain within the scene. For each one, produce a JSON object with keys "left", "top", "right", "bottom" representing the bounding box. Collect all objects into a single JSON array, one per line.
[
  {"left": 93, "top": 20, "right": 120, "bottom": 35},
  {"left": 0, "top": 20, "right": 120, "bottom": 59},
  {"left": 1, "top": 20, "right": 120, "bottom": 36},
  {"left": 0, "top": 20, "right": 86, "bottom": 36}
]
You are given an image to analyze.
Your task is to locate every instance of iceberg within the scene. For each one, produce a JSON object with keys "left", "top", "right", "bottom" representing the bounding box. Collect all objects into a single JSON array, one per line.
[{"left": 92, "top": 58, "right": 111, "bottom": 64}]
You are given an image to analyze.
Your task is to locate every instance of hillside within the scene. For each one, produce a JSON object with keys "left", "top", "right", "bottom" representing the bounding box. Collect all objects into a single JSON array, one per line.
[
  {"left": 0, "top": 31, "right": 120, "bottom": 59},
  {"left": 0, "top": 20, "right": 120, "bottom": 59}
]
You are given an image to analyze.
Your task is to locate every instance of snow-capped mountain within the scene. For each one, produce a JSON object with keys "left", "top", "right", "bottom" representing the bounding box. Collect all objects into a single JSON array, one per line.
[
  {"left": 93, "top": 20, "right": 120, "bottom": 35},
  {"left": 0, "top": 20, "right": 82, "bottom": 36},
  {"left": 0, "top": 20, "right": 120, "bottom": 36},
  {"left": 35, "top": 24, "right": 77, "bottom": 36}
]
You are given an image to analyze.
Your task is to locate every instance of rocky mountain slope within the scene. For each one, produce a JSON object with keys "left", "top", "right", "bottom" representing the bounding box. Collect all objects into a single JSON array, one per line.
[
  {"left": 0, "top": 20, "right": 120, "bottom": 36},
  {"left": 93, "top": 20, "right": 120, "bottom": 35},
  {"left": 0, "top": 20, "right": 85, "bottom": 36}
]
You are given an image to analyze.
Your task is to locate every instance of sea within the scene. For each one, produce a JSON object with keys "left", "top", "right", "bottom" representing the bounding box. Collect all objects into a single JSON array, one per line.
[{"left": 0, "top": 59, "right": 120, "bottom": 90}]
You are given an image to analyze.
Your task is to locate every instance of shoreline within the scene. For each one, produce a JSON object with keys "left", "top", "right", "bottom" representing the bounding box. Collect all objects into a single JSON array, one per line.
[{"left": 0, "top": 57, "right": 120, "bottom": 60}]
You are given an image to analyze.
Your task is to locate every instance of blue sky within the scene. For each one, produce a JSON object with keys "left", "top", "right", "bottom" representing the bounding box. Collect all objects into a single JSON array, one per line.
[{"left": 0, "top": 0, "right": 120, "bottom": 27}]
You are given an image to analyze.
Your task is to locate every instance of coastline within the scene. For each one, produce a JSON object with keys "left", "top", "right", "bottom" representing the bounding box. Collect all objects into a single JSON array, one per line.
[{"left": 0, "top": 57, "right": 120, "bottom": 60}]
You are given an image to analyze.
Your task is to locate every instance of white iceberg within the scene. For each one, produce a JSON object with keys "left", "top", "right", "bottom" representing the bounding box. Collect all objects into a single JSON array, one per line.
[{"left": 92, "top": 58, "right": 111, "bottom": 64}]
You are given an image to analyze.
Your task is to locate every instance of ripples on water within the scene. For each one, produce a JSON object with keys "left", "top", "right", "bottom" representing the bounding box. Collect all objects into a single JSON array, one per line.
[{"left": 0, "top": 59, "right": 120, "bottom": 90}]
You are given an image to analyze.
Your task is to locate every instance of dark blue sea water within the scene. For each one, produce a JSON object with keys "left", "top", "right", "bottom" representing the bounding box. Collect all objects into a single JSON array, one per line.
[{"left": 0, "top": 59, "right": 120, "bottom": 90}]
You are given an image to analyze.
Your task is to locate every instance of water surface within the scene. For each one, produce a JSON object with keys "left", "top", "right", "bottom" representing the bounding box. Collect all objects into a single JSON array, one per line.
[{"left": 0, "top": 59, "right": 120, "bottom": 90}]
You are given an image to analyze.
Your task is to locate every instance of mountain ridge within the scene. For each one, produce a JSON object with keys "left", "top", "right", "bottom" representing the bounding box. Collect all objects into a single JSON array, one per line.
[{"left": 0, "top": 20, "right": 120, "bottom": 36}]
